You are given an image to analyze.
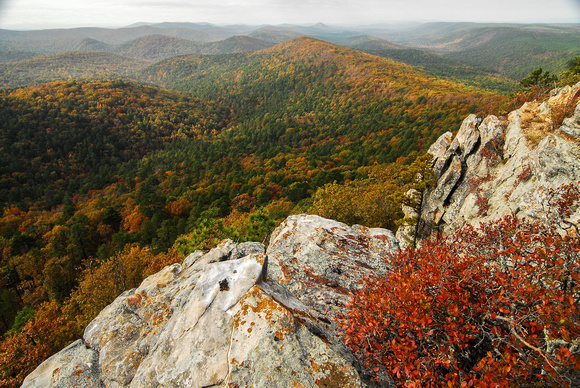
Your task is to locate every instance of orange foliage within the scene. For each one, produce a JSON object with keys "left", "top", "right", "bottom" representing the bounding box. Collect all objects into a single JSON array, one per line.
[
  {"left": 165, "top": 197, "right": 193, "bottom": 218},
  {"left": 0, "top": 301, "right": 71, "bottom": 387},
  {"left": 231, "top": 193, "right": 256, "bottom": 213},
  {"left": 0, "top": 245, "right": 182, "bottom": 387},
  {"left": 342, "top": 209, "right": 580, "bottom": 386},
  {"left": 122, "top": 206, "right": 148, "bottom": 233}
]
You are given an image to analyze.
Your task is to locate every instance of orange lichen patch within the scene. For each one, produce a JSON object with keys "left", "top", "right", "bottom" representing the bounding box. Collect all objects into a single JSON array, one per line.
[
  {"left": 236, "top": 286, "right": 290, "bottom": 325},
  {"left": 126, "top": 291, "right": 145, "bottom": 307},
  {"left": 233, "top": 286, "right": 296, "bottom": 347},
  {"left": 254, "top": 253, "right": 267, "bottom": 267},
  {"left": 148, "top": 307, "right": 170, "bottom": 326},
  {"left": 292, "top": 381, "right": 309, "bottom": 388},
  {"left": 316, "top": 363, "right": 357, "bottom": 388},
  {"left": 73, "top": 366, "right": 83, "bottom": 376},
  {"left": 274, "top": 329, "right": 285, "bottom": 341}
]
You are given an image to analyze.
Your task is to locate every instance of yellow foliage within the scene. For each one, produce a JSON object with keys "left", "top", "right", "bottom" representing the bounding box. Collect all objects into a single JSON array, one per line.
[{"left": 309, "top": 163, "right": 403, "bottom": 230}]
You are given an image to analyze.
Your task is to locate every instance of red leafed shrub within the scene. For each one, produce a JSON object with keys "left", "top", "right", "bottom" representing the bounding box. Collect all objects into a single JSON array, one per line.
[{"left": 341, "top": 190, "right": 580, "bottom": 386}]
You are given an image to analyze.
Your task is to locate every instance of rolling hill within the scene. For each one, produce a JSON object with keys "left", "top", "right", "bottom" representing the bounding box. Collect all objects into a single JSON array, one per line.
[
  {"left": 112, "top": 34, "right": 205, "bottom": 60},
  {"left": 113, "top": 34, "right": 274, "bottom": 60},
  {"left": 325, "top": 35, "right": 516, "bottom": 91},
  {"left": 2, "top": 21, "right": 578, "bottom": 85},
  {"left": 0, "top": 51, "right": 150, "bottom": 89},
  {"left": 139, "top": 37, "right": 503, "bottom": 168},
  {"left": 0, "top": 80, "right": 231, "bottom": 207}
]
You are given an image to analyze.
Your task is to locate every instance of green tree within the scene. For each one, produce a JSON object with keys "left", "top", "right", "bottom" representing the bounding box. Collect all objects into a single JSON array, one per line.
[
  {"left": 42, "top": 256, "right": 76, "bottom": 303},
  {"left": 392, "top": 153, "right": 436, "bottom": 246},
  {"left": 559, "top": 56, "right": 580, "bottom": 86},
  {"left": 5, "top": 306, "right": 35, "bottom": 336}
]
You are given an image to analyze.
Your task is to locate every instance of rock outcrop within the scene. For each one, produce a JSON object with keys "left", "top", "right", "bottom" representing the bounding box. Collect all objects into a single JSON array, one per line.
[
  {"left": 420, "top": 82, "right": 580, "bottom": 237},
  {"left": 22, "top": 215, "right": 399, "bottom": 388}
]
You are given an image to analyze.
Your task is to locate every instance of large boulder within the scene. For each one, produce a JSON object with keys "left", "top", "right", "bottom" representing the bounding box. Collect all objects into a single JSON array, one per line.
[
  {"left": 23, "top": 215, "right": 399, "bottom": 387},
  {"left": 266, "top": 214, "right": 399, "bottom": 370},
  {"left": 21, "top": 340, "right": 101, "bottom": 388}
]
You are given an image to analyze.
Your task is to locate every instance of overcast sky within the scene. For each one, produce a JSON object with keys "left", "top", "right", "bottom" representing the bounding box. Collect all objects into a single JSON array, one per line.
[{"left": 0, "top": 0, "right": 579, "bottom": 30}]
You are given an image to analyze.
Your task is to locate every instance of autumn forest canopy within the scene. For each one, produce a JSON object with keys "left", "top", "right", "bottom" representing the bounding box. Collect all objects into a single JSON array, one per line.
[{"left": 1, "top": 22, "right": 580, "bottom": 387}]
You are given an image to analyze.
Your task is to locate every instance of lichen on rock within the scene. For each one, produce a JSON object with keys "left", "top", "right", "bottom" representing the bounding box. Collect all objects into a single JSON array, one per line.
[{"left": 22, "top": 216, "right": 393, "bottom": 387}]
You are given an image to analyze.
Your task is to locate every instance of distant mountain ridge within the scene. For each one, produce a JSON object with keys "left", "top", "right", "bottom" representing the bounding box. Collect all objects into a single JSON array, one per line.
[
  {"left": 0, "top": 51, "right": 150, "bottom": 89},
  {"left": 1, "top": 21, "right": 578, "bottom": 83}
]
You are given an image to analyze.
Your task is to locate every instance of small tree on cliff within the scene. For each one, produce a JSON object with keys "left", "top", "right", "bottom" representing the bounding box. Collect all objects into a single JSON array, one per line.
[
  {"left": 520, "top": 67, "right": 558, "bottom": 90},
  {"left": 342, "top": 182, "right": 580, "bottom": 387},
  {"left": 392, "top": 153, "right": 436, "bottom": 247},
  {"left": 559, "top": 56, "right": 580, "bottom": 87}
]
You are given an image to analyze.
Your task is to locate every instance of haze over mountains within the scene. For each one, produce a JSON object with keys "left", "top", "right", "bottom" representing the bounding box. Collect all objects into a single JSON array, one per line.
[{"left": 1, "top": 21, "right": 579, "bottom": 86}]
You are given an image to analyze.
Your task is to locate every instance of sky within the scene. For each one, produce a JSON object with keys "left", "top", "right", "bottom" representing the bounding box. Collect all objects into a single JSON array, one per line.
[{"left": 0, "top": 0, "right": 579, "bottom": 30}]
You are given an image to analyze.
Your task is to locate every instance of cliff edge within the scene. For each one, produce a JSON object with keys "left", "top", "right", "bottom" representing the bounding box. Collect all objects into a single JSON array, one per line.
[
  {"left": 22, "top": 215, "right": 398, "bottom": 388},
  {"left": 419, "top": 82, "right": 580, "bottom": 239}
]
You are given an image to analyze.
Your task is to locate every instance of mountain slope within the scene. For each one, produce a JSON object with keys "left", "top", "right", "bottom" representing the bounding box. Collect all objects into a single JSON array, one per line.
[
  {"left": 0, "top": 25, "right": 237, "bottom": 61},
  {"left": 141, "top": 38, "right": 503, "bottom": 150},
  {"left": 318, "top": 35, "right": 513, "bottom": 91},
  {"left": 111, "top": 34, "right": 275, "bottom": 61},
  {"left": 0, "top": 51, "right": 150, "bottom": 89},
  {"left": 113, "top": 34, "right": 205, "bottom": 60},
  {"left": 131, "top": 38, "right": 503, "bottom": 224},
  {"left": 443, "top": 27, "right": 580, "bottom": 80},
  {"left": 332, "top": 35, "right": 406, "bottom": 50},
  {"left": 246, "top": 26, "right": 304, "bottom": 43},
  {"left": 202, "top": 35, "right": 274, "bottom": 54},
  {"left": 0, "top": 80, "right": 231, "bottom": 207}
]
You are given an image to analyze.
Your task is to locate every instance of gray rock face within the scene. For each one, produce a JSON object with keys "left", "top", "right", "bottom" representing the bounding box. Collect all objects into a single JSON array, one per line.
[
  {"left": 560, "top": 104, "right": 580, "bottom": 139},
  {"left": 266, "top": 214, "right": 399, "bottom": 368},
  {"left": 23, "top": 215, "right": 398, "bottom": 387},
  {"left": 266, "top": 214, "right": 396, "bottom": 322},
  {"left": 418, "top": 82, "right": 580, "bottom": 237},
  {"left": 21, "top": 340, "right": 101, "bottom": 388},
  {"left": 449, "top": 114, "right": 482, "bottom": 157},
  {"left": 428, "top": 131, "right": 454, "bottom": 177},
  {"left": 395, "top": 192, "right": 419, "bottom": 250}
]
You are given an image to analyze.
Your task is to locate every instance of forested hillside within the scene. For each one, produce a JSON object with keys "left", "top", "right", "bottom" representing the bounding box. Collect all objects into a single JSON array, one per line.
[
  {"left": 0, "top": 80, "right": 231, "bottom": 207},
  {"left": 3, "top": 30, "right": 579, "bottom": 387},
  {"left": 141, "top": 37, "right": 502, "bottom": 156},
  {"left": 0, "top": 52, "right": 150, "bottom": 89}
]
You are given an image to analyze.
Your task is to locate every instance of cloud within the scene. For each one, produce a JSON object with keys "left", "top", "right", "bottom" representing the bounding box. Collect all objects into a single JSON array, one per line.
[
  {"left": 1, "top": 0, "right": 579, "bottom": 30},
  {"left": 130, "top": 1, "right": 197, "bottom": 8}
]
